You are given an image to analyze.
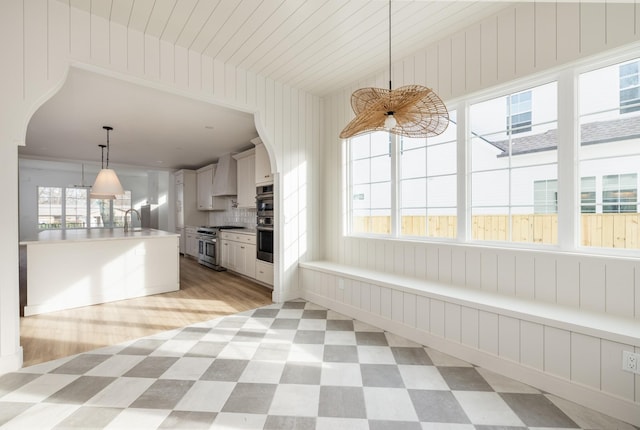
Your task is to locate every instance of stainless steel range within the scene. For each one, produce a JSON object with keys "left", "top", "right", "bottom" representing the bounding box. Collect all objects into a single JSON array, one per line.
[{"left": 197, "top": 226, "right": 244, "bottom": 271}]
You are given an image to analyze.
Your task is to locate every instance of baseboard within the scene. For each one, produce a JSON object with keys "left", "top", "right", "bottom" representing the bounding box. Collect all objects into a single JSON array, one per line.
[{"left": 303, "top": 290, "right": 640, "bottom": 427}]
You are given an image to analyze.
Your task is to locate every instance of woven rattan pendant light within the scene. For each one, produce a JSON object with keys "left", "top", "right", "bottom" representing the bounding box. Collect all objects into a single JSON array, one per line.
[{"left": 340, "top": 0, "right": 449, "bottom": 139}]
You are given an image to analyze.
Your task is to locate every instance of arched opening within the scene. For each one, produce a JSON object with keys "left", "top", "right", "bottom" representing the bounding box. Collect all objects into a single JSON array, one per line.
[{"left": 19, "top": 67, "right": 277, "bottom": 367}]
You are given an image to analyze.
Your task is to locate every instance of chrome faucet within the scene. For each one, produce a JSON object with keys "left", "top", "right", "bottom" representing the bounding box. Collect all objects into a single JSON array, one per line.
[{"left": 124, "top": 208, "right": 140, "bottom": 232}]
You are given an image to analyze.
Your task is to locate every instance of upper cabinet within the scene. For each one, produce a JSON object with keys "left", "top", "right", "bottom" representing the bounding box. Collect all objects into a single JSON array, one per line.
[
  {"left": 233, "top": 149, "right": 256, "bottom": 209},
  {"left": 197, "top": 164, "right": 227, "bottom": 211},
  {"left": 255, "top": 142, "right": 272, "bottom": 185},
  {"left": 212, "top": 153, "right": 237, "bottom": 196}
]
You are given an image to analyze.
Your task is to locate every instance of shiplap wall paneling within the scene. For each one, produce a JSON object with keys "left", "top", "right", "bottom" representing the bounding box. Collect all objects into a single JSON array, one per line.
[
  {"left": 556, "top": 256, "right": 580, "bottom": 308},
  {"left": 69, "top": 5, "right": 90, "bottom": 60},
  {"left": 426, "top": 45, "right": 439, "bottom": 95},
  {"left": 514, "top": 2, "right": 535, "bottom": 77},
  {"left": 451, "top": 32, "right": 466, "bottom": 96},
  {"left": 534, "top": 256, "right": 556, "bottom": 304},
  {"left": 520, "top": 321, "right": 544, "bottom": 371},
  {"left": 496, "top": 8, "right": 516, "bottom": 83},
  {"left": 444, "top": 302, "right": 461, "bottom": 343},
  {"left": 606, "top": 261, "right": 635, "bottom": 318},
  {"left": 359, "top": 282, "right": 370, "bottom": 312},
  {"left": 438, "top": 39, "right": 453, "bottom": 100},
  {"left": 580, "top": 2, "right": 607, "bottom": 56},
  {"left": 570, "top": 333, "right": 600, "bottom": 391},
  {"left": 403, "top": 292, "right": 417, "bottom": 327},
  {"left": 534, "top": 2, "right": 557, "bottom": 70},
  {"left": 461, "top": 306, "right": 479, "bottom": 348},
  {"left": 580, "top": 260, "right": 606, "bottom": 313},
  {"left": 370, "top": 283, "right": 382, "bottom": 316},
  {"left": 497, "top": 253, "right": 516, "bottom": 296},
  {"left": 50, "top": 1, "right": 70, "bottom": 82},
  {"left": 430, "top": 299, "right": 445, "bottom": 338},
  {"left": 465, "top": 23, "right": 482, "bottom": 94},
  {"left": 601, "top": 340, "right": 635, "bottom": 401},
  {"left": 451, "top": 248, "right": 466, "bottom": 286},
  {"left": 392, "top": 290, "right": 404, "bottom": 323},
  {"left": 544, "top": 326, "right": 571, "bottom": 379},
  {"left": 25, "top": 0, "right": 49, "bottom": 101},
  {"left": 607, "top": 2, "right": 636, "bottom": 48},
  {"left": 438, "top": 247, "right": 452, "bottom": 284},
  {"left": 426, "top": 246, "right": 439, "bottom": 281},
  {"left": 110, "top": 23, "right": 128, "bottom": 72},
  {"left": 478, "top": 311, "right": 498, "bottom": 355},
  {"left": 466, "top": 249, "right": 482, "bottom": 289},
  {"left": 381, "top": 287, "right": 392, "bottom": 320},
  {"left": 174, "top": 47, "right": 189, "bottom": 90},
  {"left": 416, "top": 295, "right": 430, "bottom": 332},
  {"left": 480, "top": 252, "right": 498, "bottom": 292},
  {"left": 515, "top": 254, "right": 535, "bottom": 299},
  {"left": 556, "top": 2, "right": 580, "bottom": 63},
  {"left": 498, "top": 315, "right": 520, "bottom": 363},
  {"left": 480, "top": 15, "right": 499, "bottom": 87}
]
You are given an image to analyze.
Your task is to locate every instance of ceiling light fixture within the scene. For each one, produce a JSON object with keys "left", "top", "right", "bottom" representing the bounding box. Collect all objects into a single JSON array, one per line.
[
  {"left": 339, "top": 0, "right": 449, "bottom": 139},
  {"left": 91, "top": 126, "right": 124, "bottom": 199}
]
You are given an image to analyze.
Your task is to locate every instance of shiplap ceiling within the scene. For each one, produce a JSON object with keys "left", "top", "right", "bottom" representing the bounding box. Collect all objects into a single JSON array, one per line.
[
  {"left": 22, "top": 0, "right": 512, "bottom": 170},
  {"left": 64, "top": 0, "right": 511, "bottom": 95}
]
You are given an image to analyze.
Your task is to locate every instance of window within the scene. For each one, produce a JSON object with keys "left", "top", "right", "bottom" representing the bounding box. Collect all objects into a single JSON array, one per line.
[
  {"left": 507, "top": 90, "right": 532, "bottom": 134},
  {"left": 37, "top": 187, "right": 63, "bottom": 229},
  {"left": 603, "top": 174, "right": 637, "bottom": 213},
  {"left": 349, "top": 132, "right": 392, "bottom": 235},
  {"left": 580, "top": 177, "right": 596, "bottom": 213},
  {"left": 619, "top": 61, "right": 640, "bottom": 114},
  {"left": 533, "top": 179, "right": 557, "bottom": 214},
  {"left": 38, "top": 186, "right": 132, "bottom": 230},
  {"left": 399, "top": 111, "right": 457, "bottom": 238},
  {"left": 580, "top": 57, "right": 640, "bottom": 248},
  {"left": 470, "top": 82, "right": 558, "bottom": 244},
  {"left": 348, "top": 111, "right": 457, "bottom": 238}
]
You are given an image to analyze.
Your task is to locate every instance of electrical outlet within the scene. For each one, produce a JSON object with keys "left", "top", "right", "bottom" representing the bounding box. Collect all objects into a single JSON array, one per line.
[{"left": 622, "top": 351, "right": 639, "bottom": 373}]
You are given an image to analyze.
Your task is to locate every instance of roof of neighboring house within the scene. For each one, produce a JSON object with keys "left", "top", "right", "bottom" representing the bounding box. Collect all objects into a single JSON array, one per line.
[{"left": 488, "top": 115, "right": 640, "bottom": 157}]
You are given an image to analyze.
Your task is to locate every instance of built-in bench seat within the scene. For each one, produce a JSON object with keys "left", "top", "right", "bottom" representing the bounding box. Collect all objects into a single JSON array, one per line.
[{"left": 299, "top": 260, "right": 640, "bottom": 347}]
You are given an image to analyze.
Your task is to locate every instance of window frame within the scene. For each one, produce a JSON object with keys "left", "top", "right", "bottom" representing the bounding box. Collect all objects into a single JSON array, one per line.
[{"left": 344, "top": 46, "right": 640, "bottom": 256}]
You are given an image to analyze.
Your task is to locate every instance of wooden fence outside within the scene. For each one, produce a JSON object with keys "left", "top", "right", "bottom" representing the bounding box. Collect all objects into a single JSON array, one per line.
[{"left": 353, "top": 214, "right": 640, "bottom": 248}]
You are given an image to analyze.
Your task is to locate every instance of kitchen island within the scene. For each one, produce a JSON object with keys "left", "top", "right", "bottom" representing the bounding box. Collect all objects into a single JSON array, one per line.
[{"left": 20, "top": 229, "right": 179, "bottom": 316}]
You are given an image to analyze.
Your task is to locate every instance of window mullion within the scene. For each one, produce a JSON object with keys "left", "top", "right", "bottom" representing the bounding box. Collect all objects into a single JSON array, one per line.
[
  {"left": 557, "top": 70, "right": 578, "bottom": 251},
  {"left": 390, "top": 133, "right": 399, "bottom": 237}
]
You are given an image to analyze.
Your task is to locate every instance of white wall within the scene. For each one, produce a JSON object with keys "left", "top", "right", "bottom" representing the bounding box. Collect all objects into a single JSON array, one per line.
[
  {"left": 318, "top": 1, "right": 640, "bottom": 426},
  {"left": 0, "top": 0, "right": 320, "bottom": 374}
]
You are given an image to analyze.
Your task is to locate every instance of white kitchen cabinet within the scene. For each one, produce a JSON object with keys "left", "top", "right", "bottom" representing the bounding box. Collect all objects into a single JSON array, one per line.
[
  {"left": 185, "top": 227, "right": 199, "bottom": 258},
  {"left": 255, "top": 143, "right": 272, "bottom": 185},
  {"left": 174, "top": 170, "right": 206, "bottom": 236},
  {"left": 197, "top": 164, "right": 227, "bottom": 211},
  {"left": 255, "top": 260, "right": 274, "bottom": 287},
  {"left": 233, "top": 149, "right": 256, "bottom": 208},
  {"left": 220, "top": 231, "right": 256, "bottom": 279}
]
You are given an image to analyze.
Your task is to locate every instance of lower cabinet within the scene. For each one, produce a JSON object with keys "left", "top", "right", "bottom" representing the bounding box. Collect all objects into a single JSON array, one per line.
[
  {"left": 220, "top": 231, "right": 256, "bottom": 279},
  {"left": 255, "top": 260, "right": 274, "bottom": 287},
  {"left": 185, "top": 227, "right": 199, "bottom": 258}
]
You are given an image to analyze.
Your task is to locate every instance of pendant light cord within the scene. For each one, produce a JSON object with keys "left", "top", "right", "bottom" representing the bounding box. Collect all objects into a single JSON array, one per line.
[
  {"left": 105, "top": 128, "right": 110, "bottom": 168},
  {"left": 388, "top": 0, "right": 392, "bottom": 92}
]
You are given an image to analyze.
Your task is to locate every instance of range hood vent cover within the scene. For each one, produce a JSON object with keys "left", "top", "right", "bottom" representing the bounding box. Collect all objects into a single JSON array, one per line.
[{"left": 212, "top": 153, "right": 237, "bottom": 196}]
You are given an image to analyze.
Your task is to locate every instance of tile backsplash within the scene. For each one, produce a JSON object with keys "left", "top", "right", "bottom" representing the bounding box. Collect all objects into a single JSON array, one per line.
[{"left": 208, "top": 197, "right": 257, "bottom": 228}]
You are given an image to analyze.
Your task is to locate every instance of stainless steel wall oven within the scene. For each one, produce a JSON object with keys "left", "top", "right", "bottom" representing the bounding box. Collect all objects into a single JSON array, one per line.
[{"left": 256, "top": 185, "right": 274, "bottom": 263}]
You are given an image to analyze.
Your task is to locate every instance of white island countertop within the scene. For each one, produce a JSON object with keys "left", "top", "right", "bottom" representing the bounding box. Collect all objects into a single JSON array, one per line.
[{"left": 20, "top": 228, "right": 179, "bottom": 245}]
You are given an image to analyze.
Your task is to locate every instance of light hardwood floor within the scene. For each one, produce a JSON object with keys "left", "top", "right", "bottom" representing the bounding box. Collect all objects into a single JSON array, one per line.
[{"left": 20, "top": 255, "right": 273, "bottom": 367}]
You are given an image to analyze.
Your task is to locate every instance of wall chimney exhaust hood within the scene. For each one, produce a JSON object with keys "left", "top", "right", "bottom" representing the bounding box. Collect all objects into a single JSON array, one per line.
[{"left": 212, "top": 153, "right": 237, "bottom": 196}]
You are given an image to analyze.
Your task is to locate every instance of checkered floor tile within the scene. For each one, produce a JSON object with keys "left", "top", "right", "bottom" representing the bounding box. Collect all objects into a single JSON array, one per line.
[{"left": 0, "top": 300, "right": 636, "bottom": 429}]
